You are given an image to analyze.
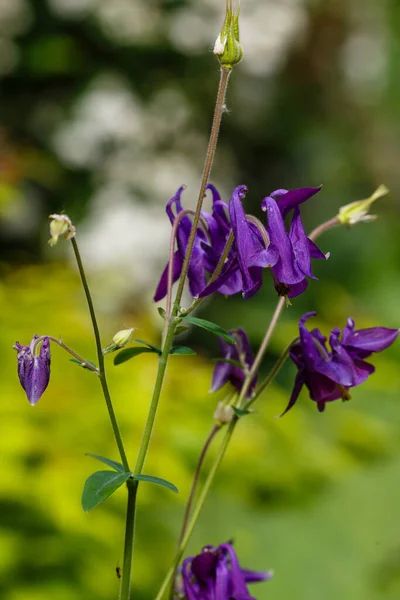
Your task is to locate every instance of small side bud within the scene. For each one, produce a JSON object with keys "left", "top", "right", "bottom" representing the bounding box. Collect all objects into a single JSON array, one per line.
[
  {"left": 48, "top": 214, "right": 76, "bottom": 246},
  {"left": 213, "top": 1, "right": 243, "bottom": 69},
  {"left": 337, "top": 185, "right": 389, "bottom": 226},
  {"left": 103, "top": 328, "right": 135, "bottom": 355},
  {"left": 214, "top": 401, "right": 234, "bottom": 425}
]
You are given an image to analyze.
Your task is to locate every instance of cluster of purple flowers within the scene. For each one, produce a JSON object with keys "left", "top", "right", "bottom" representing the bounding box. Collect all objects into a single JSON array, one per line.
[{"left": 154, "top": 183, "right": 327, "bottom": 301}]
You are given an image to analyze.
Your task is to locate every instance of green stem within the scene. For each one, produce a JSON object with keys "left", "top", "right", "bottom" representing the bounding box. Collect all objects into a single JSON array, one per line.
[
  {"left": 245, "top": 337, "right": 299, "bottom": 411},
  {"left": 133, "top": 321, "right": 177, "bottom": 475},
  {"left": 119, "top": 480, "right": 138, "bottom": 600},
  {"left": 178, "top": 424, "right": 221, "bottom": 545},
  {"left": 237, "top": 297, "right": 286, "bottom": 408},
  {"left": 174, "top": 66, "right": 231, "bottom": 308},
  {"left": 70, "top": 237, "right": 129, "bottom": 472},
  {"left": 154, "top": 418, "right": 238, "bottom": 600}
]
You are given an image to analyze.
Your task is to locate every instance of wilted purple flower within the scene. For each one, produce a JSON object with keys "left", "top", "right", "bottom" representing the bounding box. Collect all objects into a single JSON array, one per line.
[
  {"left": 212, "top": 328, "right": 257, "bottom": 398},
  {"left": 179, "top": 542, "right": 272, "bottom": 600},
  {"left": 14, "top": 335, "right": 51, "bottom": 406},
  {"left": 261, "top": 187, "right": 327, "bottom": 297},
  {"left": 284, "top": 313, "right": 399, "bottom": 414},
  {"left": 154, "top": 186, "right": 209, "bottom": 302}
]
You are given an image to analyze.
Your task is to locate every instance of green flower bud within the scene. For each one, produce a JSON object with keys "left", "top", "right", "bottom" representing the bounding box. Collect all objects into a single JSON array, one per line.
[
  {"left": 337, "top": 185, "right": 389, "bottom": 226},
  {"left": 214, "top": 1, "right": 243, "bottom": 69},
  {"left": 48, "top": 214, "right": 76, "bottom": 246},
  {"left": 103, "top": 328, "right": 135, "bottom": 355}
]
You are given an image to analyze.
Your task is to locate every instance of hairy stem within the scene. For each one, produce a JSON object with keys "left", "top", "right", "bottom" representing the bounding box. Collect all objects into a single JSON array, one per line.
[
  {"left": 32, "top": 335, "right": 99, "bottom": 374},
  {"left": 309, "top": 216, "right": 339, "bottom": 241},
  {"left": 174, "top": 67, "right": 231, "bottom": 308},
  {"left": 178, "top": 424, "right": 221, "bottom": 545},
  {"left": 237, "top": 297, "right": 286, "bottom": 408},
  {"left": 245, "top": 337, "right": 299, "bottom": 411}
]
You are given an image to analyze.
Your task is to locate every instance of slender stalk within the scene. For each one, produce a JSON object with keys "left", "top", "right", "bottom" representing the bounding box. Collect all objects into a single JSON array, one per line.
[
  {"left": 245, "top": 336, "right": 299, "bottom": 410},
  {"left": 32, "top": 335, "right": 99, "bottom": 374},
  {"left": 178, "top": 424, "right": 221, "bottom": 545},
  {"left": 174, "top": 67, "right": 231, "bottom": 308},
  {"left": 184, "top": 230, "right": 234, "bottom": 317},
  {"left": 133, "top": 321, "right": 177, "bottom": 476},
  {"left": 309, "top": 216, "right": 339, "bottom": 241},
  {"left": 154, "top": 419, "right": 237, "bottom": 600},
  {"left": 237, "top": 297, "right": 286, "bottom": 408},
  {"left": 167, "top": 424, "right": 221, "bottom": 598},
  {"left": 119, "top": 481, "right": 138, "bottom": 600},
  {"left": 71, "top": 237, "right": 129, "bottom": 471}
]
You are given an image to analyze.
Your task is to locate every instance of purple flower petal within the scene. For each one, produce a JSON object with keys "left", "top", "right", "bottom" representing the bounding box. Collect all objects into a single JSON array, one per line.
[
  {"left": 229, "top": 186, "right": 263, "bottom": 298},
  {"left": 268, "top": 186, "right": 322, "bottom": 218},
  {"left": 263, "top": 197, "right": 304, "bottom": 286},
  {"left": 342, "top": 320, "right": 399, "bottom": 356},
  {"left": 289, "top": 207, "right": 315, "bottom": 279},
  {"left": 153, "top": 251, "right": 182, "bottom": 302}
]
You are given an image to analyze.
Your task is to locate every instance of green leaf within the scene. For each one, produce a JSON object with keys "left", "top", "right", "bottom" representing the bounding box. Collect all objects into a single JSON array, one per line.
[
  {"left": 181, "top": 316, "right": 235, "bottom": 344},
  {"left": 132, "top": 474, "right": 178, "bottom": 494},
  {"left": 114, "top": 347, "right": 158, "bottom": 365},
  {"left": 232, "top": 406, "right": 251, "bottom": 418},
  {"left": 85, "top": 453, "right": 125, "bottom": 473},
  {"left": 81, "top": 470, "right": 131, "bottom": 512},
  {"left": 169, "top": 346, "right": 196, "bottom": 356},
  {"left": 157, "top": 307, "right": 166, "bottom": 320},
  {"left": 212, "top": 357, "right": 243, "bottom": 369},
  {"left": 70, "top": 358, "right": 97, "bottom": 370},
  {"left": 133, "top": 339, "right": 162, "bottom": 354}
]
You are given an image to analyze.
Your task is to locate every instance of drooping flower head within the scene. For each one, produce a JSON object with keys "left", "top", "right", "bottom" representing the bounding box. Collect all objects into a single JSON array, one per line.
[
  {"left": 154, "top": 186, "right": 220, "bottom": 302},
  {"left": 261, "top": 187, "right": 327, "bottom": 297},
  {"left": 14, "top": 336, "right": 51, "bottom": 406},
  {"left": 178, "top": 542, "right": 272, "bottom": 600},
  {"left": 284, "top": 313, "right": 399, "bottom": 414},
  {"left": 199, "top": 185, "right": 278, "bottom": 299},
  {"left": 199, "top": 184, "right": 326, "bottom": 301},
  {"left": 212, "top": 328, "right": 257, "bottom": 398}
]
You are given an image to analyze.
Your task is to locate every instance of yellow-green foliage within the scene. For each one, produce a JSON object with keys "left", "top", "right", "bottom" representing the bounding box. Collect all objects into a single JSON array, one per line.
[{"left": 1, "top": 264, "right": 399, "bottom": 600}]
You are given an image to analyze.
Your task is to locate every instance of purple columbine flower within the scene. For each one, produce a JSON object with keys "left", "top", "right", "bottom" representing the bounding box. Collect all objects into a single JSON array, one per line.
[
  {"left": 179, "top": 542, "right": 272, "bottom": 600},
  {"left": 283, "top": 313, "right": 399, "bottom": 414},
  {"left": 199, "top": 186, "right": 278, "bottom": 299},
  {"left": 261, "top": 187, "right": 327, "bottom": 297},
  {"left": 211, "top": 328, "right": 257, "bottom": 398},
  {"left": 154, "top": 186, "right": 209, "bottom": 302},
  {"left": 14, "top": 335, "right": 51, "bottom": 406}
]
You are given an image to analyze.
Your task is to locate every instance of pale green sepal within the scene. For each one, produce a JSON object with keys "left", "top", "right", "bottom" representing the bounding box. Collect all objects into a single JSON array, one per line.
[{"left": 338, "top": 185, "right": 389, "bottom": 226}]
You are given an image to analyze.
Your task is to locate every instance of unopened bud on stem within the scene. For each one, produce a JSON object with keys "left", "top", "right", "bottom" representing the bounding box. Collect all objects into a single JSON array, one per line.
[
  {"left": 337, "top": 185, "right": 389, "bottom": 226},
  {"left": 214, "top": 0, "right": 243, "bottom": 69},
  {"left": 103, "top": 328, "right": 135, "bottom": 355},
  {"left": 214, "top": 401, "right": 234, "bottom": 425}
]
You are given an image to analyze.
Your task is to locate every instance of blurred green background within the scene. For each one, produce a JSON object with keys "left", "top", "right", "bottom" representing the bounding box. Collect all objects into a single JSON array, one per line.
[{"left": 1, "top": 0, "right": 400, "bottom": 599}]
